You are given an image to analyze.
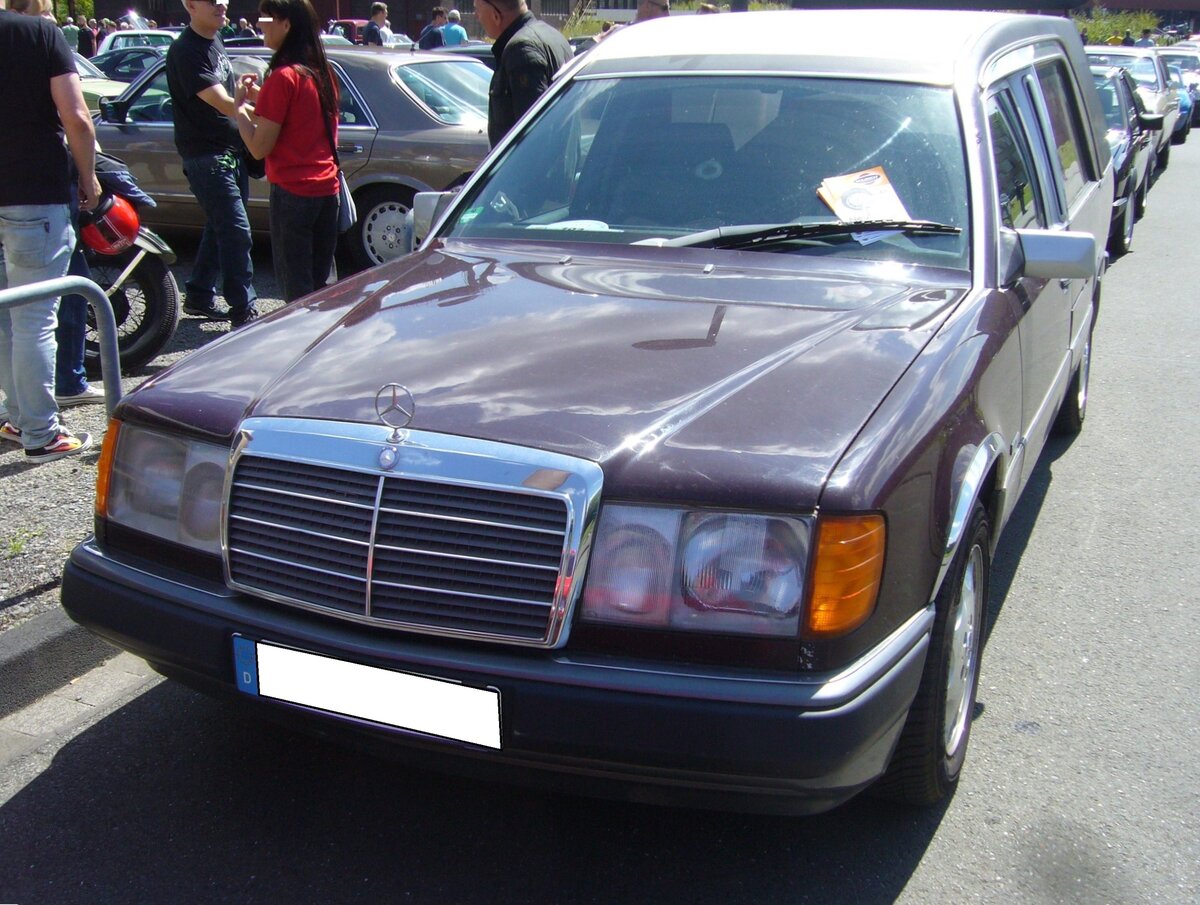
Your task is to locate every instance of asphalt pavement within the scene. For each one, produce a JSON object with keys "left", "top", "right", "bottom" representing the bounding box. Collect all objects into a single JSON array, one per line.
[{"left": 0, "top": 144, "right": 1197, "bottom": 903}]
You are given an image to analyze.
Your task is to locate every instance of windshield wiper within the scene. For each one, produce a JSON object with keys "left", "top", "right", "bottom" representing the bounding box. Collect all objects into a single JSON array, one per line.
[{"left": 663, "top": 220, "right": 962, "bottom": 250}]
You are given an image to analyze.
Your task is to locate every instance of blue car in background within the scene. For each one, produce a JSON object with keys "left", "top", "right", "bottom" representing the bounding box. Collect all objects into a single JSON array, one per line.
[{"left": 1168, "top": 63, "right": 1193, "bottom": 143}]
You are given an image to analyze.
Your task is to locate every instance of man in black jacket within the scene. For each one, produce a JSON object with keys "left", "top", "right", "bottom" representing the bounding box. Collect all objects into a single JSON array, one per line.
[{"left": 473, "top": 0, "right": 571, "bottom": 146}]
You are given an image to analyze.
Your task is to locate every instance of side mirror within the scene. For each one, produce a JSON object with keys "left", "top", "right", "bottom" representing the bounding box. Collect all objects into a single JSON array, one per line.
[
  {"left": 1013, "top": 228, "right": 1097, "bottom": 280},
  {"left": 999, "top": 228, "right": 1025, "bottom": 288},
  {"left": 99, "top": 98, "right": 129, "bottom": 123},
  {"left": 1139, "top": 111, "right": 1165, "bottom": 131},
  {"left": 411, "top": 190, "right": 456, "bottom": 247}
]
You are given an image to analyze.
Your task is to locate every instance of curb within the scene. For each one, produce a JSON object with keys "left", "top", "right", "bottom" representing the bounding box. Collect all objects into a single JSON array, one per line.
[{"left": 0, "top": 605, "right": 117, "bottom": 718}]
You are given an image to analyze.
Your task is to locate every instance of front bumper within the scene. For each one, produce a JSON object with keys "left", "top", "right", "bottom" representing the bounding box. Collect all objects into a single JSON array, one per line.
[{"left": 62, "top": 539, "right": 931, "bottom": 815}]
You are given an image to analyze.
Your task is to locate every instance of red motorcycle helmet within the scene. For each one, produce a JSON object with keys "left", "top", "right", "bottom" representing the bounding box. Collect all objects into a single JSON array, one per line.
[{"left": 80, "top": 193, "right": 139, "bottom": 255}]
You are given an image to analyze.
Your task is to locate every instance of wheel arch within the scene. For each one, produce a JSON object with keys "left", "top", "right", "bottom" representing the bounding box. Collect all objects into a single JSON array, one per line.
[{"left": 930, "top": 433, "right": 1005, "bottom": 603}]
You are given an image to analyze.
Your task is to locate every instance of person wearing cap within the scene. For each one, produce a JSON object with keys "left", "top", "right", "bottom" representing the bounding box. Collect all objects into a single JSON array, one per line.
[{"left": 443, "top": 8, "right": 468, "bottom": 45}]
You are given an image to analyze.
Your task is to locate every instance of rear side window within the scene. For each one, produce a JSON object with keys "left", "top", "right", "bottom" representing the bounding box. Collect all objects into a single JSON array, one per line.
[
  {"left": 988, "top": 94, "right": 1044, "bottom": 229},
  {"left": 1036, "top": 60, "right": 1092, "bottom": 208}
]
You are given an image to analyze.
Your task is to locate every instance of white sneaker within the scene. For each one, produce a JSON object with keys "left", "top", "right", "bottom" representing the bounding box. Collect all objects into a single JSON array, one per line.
[{"left": 55, "top": 385, "right": 105, "bottom": 408}]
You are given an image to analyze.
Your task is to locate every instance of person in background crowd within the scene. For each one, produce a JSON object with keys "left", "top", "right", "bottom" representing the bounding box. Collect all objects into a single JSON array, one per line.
[
  {"left": 76, "top": 15, "right": 95, "bottom": 56},
  {"left": 234, "top": 0, "right": 339, "bottom": 303},
  {"left": 442, "top": 8, "right": 467, "bottom": 45},
  {"left": 0, "top": 0, "right": 100, "bottom": 461},
  {"left": 1121, "top": 29, "right": 1135, "bottom": 45},
  {"left": 167, "top": 0, "right": 259, "bottom": 328},
  {"left": 61, "top": 15, "right": 79, "bottom": 49},
  {"left": 417, "top": 6, "right": 447, "bottom": 49},
  {"left": 362, "top": 1, "right": 386, "bottom": 45},
  {"left": 634, "top": 0, "right": 669, "bottom": 23},
  {"left": 1135, "top": 28, "right": 1155, "bottom": 46},
  {"left": 474, "top": 0, "right": 571, "bottom": 146},
  {"left": 237, "top": 16, "right": 256, "bottom": 36}
]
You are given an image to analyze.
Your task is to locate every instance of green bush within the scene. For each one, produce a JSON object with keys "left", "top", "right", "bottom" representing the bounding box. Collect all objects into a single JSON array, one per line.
[{"left": 1072, "top": 8, "right": 1162, "bottom": 45}]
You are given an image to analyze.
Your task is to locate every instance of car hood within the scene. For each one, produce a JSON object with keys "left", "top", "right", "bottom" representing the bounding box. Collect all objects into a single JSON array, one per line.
[{"left": 126, "top": 242, "right": 967, "bottom": 508}]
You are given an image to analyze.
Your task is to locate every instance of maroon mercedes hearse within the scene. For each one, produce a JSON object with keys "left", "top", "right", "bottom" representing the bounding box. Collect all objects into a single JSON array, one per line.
[{"left": 64, "top": 10, "right": 1112, "bottom": 814}]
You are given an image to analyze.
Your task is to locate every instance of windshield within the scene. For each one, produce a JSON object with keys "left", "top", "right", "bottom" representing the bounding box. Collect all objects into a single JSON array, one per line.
[
  {"left": 1087, "top": 53, "right": 1159, "bottom": 88},
  {"left": 1163, "top": 53, "right": 1200, "bottom": 73},
  {"left": 444, "top": 75, "right": 969, "bottom": 268},
  {"left": 392, "top": 60, "right": 490, "bottom": 124},
  {"left": 74, "top": 53, "right": 105, "bottom": 79},
  {"left": 1092, "top": 74, "right": 1129, "bottom": 133}
]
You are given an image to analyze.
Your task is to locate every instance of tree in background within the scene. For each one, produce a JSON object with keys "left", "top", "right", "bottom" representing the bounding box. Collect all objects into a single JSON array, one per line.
[{"left": 1072, "top": 7, "right": 1161, "bottom": 45}]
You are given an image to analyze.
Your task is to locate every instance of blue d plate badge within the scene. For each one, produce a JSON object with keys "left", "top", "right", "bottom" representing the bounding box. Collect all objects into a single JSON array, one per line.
[{"left": 233, "top": 636, "right": 501, "bottom": 749}]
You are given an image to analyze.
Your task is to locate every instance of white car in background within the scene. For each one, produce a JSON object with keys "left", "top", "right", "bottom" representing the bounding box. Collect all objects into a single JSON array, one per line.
[{"left": 97, "top": 28, "right": 176, "bottom": 55}]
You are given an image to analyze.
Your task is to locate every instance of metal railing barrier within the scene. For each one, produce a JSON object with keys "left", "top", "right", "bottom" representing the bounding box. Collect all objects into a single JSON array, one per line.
[{"left": 0, "top": 275, "right": 122, "bottom": 420}]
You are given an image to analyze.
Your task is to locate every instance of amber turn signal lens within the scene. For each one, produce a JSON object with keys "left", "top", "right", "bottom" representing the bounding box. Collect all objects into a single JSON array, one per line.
[
  {"left": 94, "top": 418, "right": 122, "bottom": 519},
  {"left": 806, "top": 514, "right": 885, "bottom": 638}
]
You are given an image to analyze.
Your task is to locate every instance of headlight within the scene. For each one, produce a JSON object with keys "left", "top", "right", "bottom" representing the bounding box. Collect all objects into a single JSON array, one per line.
[
  {"left": 101, "top": 423, "right": 229, "bottom": 555},
  {"left": 580, "top": 505, "right": 886, "bottom": 640},
  {"left": 580, "top": 505, "right": 811, "bottom": 638}
]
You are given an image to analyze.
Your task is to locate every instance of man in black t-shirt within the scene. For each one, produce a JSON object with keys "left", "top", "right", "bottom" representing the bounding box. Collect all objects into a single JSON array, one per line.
[
  {"left": 417, "top": 7, "right": 447, "bottom": 50},
  {"left": 363, "top": 2, "right": 387, "bottom": 46},
  {"left": 166, "top": 0, "right": 258, "bottom": 327},
  {"left": 0, "top": 8, "right": 100, "bottom": 462}
]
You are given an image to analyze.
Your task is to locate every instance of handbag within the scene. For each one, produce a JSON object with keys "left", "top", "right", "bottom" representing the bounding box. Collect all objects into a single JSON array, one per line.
[
  {"left": 337, "top": 170, "right": 357, "bottom": 233},
  {"left": 322, "top": 97, "right": 357, "bottom": 233}
]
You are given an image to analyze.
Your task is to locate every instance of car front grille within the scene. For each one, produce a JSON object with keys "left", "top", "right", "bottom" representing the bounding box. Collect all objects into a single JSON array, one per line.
[{"left": 226, "top": 442, "right": 583, "bottom": 646}]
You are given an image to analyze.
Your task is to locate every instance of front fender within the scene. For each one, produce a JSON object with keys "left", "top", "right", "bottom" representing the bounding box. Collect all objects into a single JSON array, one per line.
[{"left": 133, "top": 227, "right": 175, "bottom": 266}]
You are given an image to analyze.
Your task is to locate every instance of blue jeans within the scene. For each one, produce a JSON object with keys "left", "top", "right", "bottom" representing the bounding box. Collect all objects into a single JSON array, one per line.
[
  {"left": 55, "top": 243, "right": 91, "bottom": 397},
  {"left": 268, "top": 183, "right": 339, "bottom": 302},
  {"left": 0, "top": 204, "right": 73, "bottom": 449},
  {"left": 182, "top": 151, "right": 257, "bottom": 316}
]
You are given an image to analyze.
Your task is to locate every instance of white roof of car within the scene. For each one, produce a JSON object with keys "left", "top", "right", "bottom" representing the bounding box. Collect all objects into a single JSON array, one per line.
[{"left": 579, "top": 10, "right": 1076, "bottom": 85}]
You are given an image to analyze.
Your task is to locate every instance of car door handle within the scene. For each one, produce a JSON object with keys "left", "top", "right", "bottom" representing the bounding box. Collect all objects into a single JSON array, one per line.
[
  {"left": 337, "top": 143, "right": 363, "bottom": 154},
  {"left": 1058, "top": 278, "right": 1071, "bottom": 290}
]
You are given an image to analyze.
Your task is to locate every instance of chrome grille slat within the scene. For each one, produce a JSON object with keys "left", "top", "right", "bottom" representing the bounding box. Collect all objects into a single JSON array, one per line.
[
  {"left": 230, "top": 546, "right": 368, "bottom": 584},
  {"left": 371, "top": 578, "right": 552, "bottom": 609},
  {"left": 370, "top": 542, "right": 560, "bottom": 572},
  {"left": 230, "top": 514, "right": 372, "bottom": 548},
  {"left": 377, "top": 505, "right": 565, "bottom": 537},
  {"left": 226, "top": 441, "right": 581, "bottom": 645}
]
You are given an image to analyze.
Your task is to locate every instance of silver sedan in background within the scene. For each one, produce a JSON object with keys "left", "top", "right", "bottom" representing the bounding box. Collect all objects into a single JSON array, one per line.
[{"left": 94, "top": 46, "right": 492, "bottom": 270}]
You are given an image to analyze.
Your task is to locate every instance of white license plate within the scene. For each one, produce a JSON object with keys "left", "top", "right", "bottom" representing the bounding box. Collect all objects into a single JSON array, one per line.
[{"left": 233, "top": 637, "right": 501, "bottom": 749}]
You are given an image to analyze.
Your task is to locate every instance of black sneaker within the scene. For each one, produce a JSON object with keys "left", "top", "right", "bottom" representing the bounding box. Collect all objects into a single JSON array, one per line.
[
  {"left": 230, "top": 307, "right": 260, "bottom": 329},
  {"left": 183, "top": 299, "right": 229, "bottom": 320}
]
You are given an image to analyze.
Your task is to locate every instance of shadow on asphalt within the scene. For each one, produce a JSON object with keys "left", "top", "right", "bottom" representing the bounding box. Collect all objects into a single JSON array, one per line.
[{"left": 0, "top": 677, "right": 947, "bottom": 903}]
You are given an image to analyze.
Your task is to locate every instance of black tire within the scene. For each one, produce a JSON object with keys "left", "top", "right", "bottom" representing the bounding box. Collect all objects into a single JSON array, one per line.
[
  {"left": 84, "top": 251, "right": 180, "bottom": 377},
  {"left": 1054, "top": 316, "right": 1092, "bottom": 436},
  {"left": 1108, "top": 182, "right": 1136, "bottom": 257},
  {"left": 876, "top": 503, "right": 989, "bottom": 806},
  {"left": 1134, "top": 165, "right": 1150, "bottom": 221},
  {"left": 344, "top": 184, "right": 415, "bottom": 272},
  {"left": 1157, "top": 139, "right": 1171, "bottom": 171}
]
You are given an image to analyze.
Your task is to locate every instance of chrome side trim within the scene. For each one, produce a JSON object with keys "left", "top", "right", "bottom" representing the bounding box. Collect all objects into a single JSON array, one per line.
[
  {"left": 931, "top": 434, "right": 1004, "bottom": 602},
  {"left": 557, "top": 604, "right": 936, "bottom": 709}
]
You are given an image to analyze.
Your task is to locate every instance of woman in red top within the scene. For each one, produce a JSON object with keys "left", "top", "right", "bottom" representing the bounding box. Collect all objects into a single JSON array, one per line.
[{"left": 234, "top": 0, "right": 339, "bottom": 302}]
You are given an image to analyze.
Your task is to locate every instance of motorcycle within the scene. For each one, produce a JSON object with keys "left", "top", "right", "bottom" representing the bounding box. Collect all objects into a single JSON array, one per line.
[{"left": 79, "top": 155, "right": 181, "bottom": 376}]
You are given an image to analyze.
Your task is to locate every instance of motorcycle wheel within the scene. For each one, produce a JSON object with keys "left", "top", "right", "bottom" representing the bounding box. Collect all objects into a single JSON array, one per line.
[{"left": 84, "top": 250, "right": 181, "bottom": 377}]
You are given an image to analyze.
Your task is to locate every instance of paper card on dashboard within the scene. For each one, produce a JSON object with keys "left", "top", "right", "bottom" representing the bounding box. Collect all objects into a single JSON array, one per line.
[{"left": 817, "top": 167, "right": 911, "bottom": 222}]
